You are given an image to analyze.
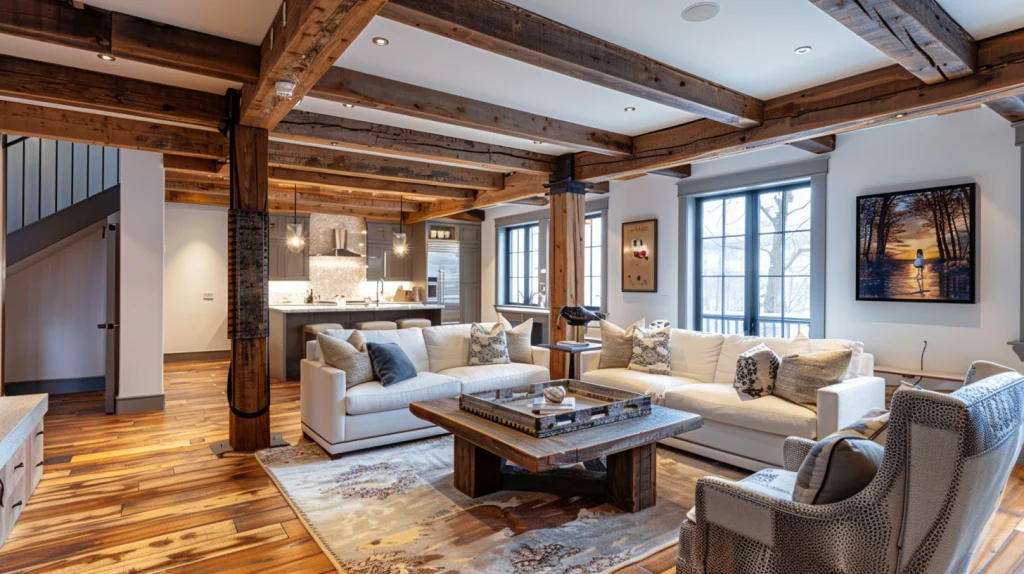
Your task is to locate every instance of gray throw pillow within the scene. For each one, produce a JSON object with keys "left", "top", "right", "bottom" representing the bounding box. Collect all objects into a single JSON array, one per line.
[
  {"left": 468, "top": 322, "right": 510, "bottom": 366},
  {"left": 366, "top": 342, "right": 417, "bottom": 386},
  {"left": 733, "top": 343, "right": 780, "bottom": 399},
  {"left": 317, "top": 331, "right": 372, "bottom": 388},
  {"left": 498, "top": 314, "right": 533, "bottom": 364},
  {"left": 599, "top": 318, "right": 644, "bottom": 369},
  {"left": 793, "top": 435, "right": 884, "bottom": 504},
  {"left": 774, "top": 349, "right": 853, "bottom": 411},
  {"left": 628, "top": 327, "right": 671, "bottom": 375}
]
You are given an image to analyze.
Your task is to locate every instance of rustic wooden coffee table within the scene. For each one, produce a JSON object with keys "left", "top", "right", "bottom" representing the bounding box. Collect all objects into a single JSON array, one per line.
[{"left": 409, "top": 398, "right": 702, "bottom": 513}]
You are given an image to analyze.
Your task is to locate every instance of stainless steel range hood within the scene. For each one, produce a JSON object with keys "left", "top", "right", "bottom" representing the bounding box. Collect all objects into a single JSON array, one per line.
[{"left": 320, "top": 228, "right": 363, "bottom": 257}]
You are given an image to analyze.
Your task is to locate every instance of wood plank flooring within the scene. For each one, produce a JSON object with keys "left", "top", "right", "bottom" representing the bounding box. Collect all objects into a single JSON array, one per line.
[{"left": 0, "top": 359, "right": 1019, "bottom": 573}]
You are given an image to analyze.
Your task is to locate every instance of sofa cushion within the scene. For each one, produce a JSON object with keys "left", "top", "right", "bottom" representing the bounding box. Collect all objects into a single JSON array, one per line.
[
  {"left": 317, "top": 332, "right": 372, "bottom": 388},
  {"left": 366, "top": 342, "right": 418, "bottom": 386},
  {"left": 797, "top": 333, "right": 865, "bottom": 380},
  {"left": 440, "top": 363, "right": 549, "bottom": 395},
  {"left": 664, "top": 384, "right": 817, "bottom": 438},
  {"left": 345, "top": 373, "right": 460, "bottom": 415},
  {"left": 361, "top": 329, "right": 430, "bottom": 373},
  {"left": 581, "top": 368, "right": 697, "bottom": 404},
  {"left": 774, "top": 350, "right": 852, "bottom": 411},
  {"left": 498, "top": 314, "right": 534, "bottom": 364},
  {"left": 599, "top": 318, "right": 645, "bottom": 369},
  {"left": 423, "top": 323, "right": 499, "bottom": 372},
  {"left": 629, "top": 327, "right": 672, "bottom": 375},
  {"left": 793, "top": 435, "right": 883, "bottom": 504},
  {"left": 713, "top": 335, "right": 808, "bottom": 384},
  {"left": 669, "top": 329, "right": 725, "bottom": 383},
  {"left": 468, "top": 323, "right": 511, "bottom": 366}
]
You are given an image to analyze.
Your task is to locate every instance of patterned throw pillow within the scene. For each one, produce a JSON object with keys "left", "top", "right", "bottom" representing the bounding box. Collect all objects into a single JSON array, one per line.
[
  {"left": 498, "top": 314, "right": 533, "bottom": 364},
  {"left": 774, "top": 350, "right": 853, "bottom": 411},
  {"left": 733, "top": 343, "right": 780, "bottom": 399},
  {"left": 599, "top": 318, "right": 645, "bottom": 369},
  {"left": 628, "top": 327, "right": 671, "bottom": 375},
  {"left": 468, "top": 323, "right": 511, "bottom": 366},
  {"left": 793, "top": 434, "right": 884, "bottom": 504},
  {"left": 317, "top": 331, "right": 372, "bottom": 388}
]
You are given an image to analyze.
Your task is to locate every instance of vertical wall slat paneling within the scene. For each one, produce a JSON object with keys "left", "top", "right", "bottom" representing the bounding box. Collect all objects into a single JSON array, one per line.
[
  {"left": 7, "top": 143, "right": 22, "bottom": 233},
  {"left": 56, "top": 140, "right": 73, "bottom": 211},
  {"left": 40, "top": 139, "right": 56, "bottom": 220}
]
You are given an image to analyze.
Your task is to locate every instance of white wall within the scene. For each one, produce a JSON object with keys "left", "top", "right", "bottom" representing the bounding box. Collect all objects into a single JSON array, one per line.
[
  {"left": 164, "top": 203, "right": 229, "bottom": 354},
  {"left": 119, "top": 150, "right": 164, "bottom": 400},
  {"left": 4, "top": 229, "right": 107, "bottom": 382}
]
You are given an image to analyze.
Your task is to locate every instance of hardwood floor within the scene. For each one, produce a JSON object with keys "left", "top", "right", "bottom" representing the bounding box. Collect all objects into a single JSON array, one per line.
[{"left": 0, "top": 359, "right": 1019, "bottom": 573}]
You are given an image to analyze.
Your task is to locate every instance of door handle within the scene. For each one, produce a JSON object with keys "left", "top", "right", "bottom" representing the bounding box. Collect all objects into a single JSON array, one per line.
[{"left": 97, "top": 323, "right": 117, "bottom": 330}]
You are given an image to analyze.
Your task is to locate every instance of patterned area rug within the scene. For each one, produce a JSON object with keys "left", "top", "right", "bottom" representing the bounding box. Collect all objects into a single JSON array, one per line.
[{"left": 257, "top": 436, "right": 745, "bottom": 574}]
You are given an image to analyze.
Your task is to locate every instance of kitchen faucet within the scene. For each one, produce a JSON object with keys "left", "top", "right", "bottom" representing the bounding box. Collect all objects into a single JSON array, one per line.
[{"left": 376, "top": 278, "right": 385, "bottom": 306}]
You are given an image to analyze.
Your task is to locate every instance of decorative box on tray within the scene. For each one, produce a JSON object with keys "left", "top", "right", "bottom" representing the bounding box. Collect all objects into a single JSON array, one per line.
[{"left": 459, "top": 379, "right": 652, "bottom": 438}]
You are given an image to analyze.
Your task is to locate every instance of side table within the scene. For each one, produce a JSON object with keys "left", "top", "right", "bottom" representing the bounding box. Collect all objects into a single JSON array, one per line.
[{"left": 537, "top": 342, "right": 602, "bottom": 379}]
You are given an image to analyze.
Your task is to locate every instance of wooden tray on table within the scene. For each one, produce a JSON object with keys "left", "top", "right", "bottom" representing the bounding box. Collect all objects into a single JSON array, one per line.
[{"left": 459, "top": 379, "right": 651, "bottom": 438}]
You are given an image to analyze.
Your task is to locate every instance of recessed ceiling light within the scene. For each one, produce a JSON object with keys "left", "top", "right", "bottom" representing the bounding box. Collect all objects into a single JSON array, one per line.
[
  {"left": 682, "top": 2, "right": 720, "bottom": 23},
  {"left": 794, "top": 46, "right": 812, "bottom": 55},
  {"left": 97, "top": 53, "right": 116, "bottom": 62},
  {"left": 343, "top": 103, "right": 356, "bottom": 108},
  {"left": 896, "top": 113, "right": 906, "bottom": 118},
  {"left": 624, "top": 106, "right": 637, "bottom": 112},
  {"left": 372, "top": 37, "right": 389, "bottom": 46},
  {"left": 331, "top": 142, "right": 338, "bottom": 146},
  {"left": 532, "top": 141, "right": 542, "bottom": 144}
]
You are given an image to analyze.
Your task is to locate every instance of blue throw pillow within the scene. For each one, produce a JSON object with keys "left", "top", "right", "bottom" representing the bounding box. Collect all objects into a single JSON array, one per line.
[{"left": 366, "top": 342, "right": 417, "bottom": 386}]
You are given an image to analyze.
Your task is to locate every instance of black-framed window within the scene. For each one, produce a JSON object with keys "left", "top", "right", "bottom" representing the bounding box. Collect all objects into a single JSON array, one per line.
[
  {"left": 696, "top": 183, "right": 813, "bottom": 337},
  {"left": 504, "top": 223, "right": 540, "bottom": 305},
  {"left": 583, "top": 213, "right": 603, "bottom": 309}
]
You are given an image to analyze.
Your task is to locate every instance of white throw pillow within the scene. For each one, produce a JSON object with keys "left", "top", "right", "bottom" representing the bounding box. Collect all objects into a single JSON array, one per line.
[
  {"left": 498, "top": 314, "right": 534, "bottom": 364},
  {"left": 599, "top": 318, "right": 645, "bottom": 369},
  {"left": 733, "top": 343, "right": 780, "bottom": 399},
  {"left": 628, "top": 327, "right": 671, "bottom": 375}
]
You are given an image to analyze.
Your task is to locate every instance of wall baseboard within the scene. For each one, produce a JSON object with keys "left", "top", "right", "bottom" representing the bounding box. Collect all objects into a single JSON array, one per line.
[
  {"left": 164, "top": 350, "right": 231, "bottom": 363},
  {"left": 4, "top": 377, "right": 105, "bottom": 396},
  {"left": 116, "top": 394, "right": 165, "bottom": 414}
]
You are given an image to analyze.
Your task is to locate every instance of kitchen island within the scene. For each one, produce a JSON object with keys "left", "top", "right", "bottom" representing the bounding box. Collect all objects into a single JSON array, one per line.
[{"left": 269, "top": 304, "right": 444, "bottom": 382}]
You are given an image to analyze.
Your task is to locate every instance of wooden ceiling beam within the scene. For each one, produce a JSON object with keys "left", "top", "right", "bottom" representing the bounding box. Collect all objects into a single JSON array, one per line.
[
  {"left": 646, "top": 165, "right": 693, "bottom": 178},
  {"left": 268, "top": 141, "right": 503, "bottom": 190},
  {"left": 0, "top": 0, "right": 260, "bottom": 83},
  {"left": 166, "top": 188, "right": 407, "bottom": 221},
  {"left": 810, "top": 0, "right": 976, "bottom": 84},
  {"left": 163, "top": 155, "right": 224, "bottom": 175},
  {"left": 166, "top": 178, "right": 423, "bottom": 211},
  {"left": 310, "top": 67, "right": 633, "bottom": 155},
  {"left": 987, "top": 95, "right": 1024, "bottom": 122},
  {"left": 571, "top": 29, "right": 1024, "bottom": 181},
  {"left": 0, "top": 100, "right": 227, "bottom": 158},
  {"left": 239, "top": 0, "right": 385, "bottom": 129},
  {"left": 0, "top": 54, "right": 224, "bottom": 128},
  {"left": 787, "top": 135, "right": 836, "bottom": 155},
  {"left": 380, "top": 0, "right": 763, "bottom": 128},
  {"left": 267, "top": 166, "right": 475, "bottom": 200},
  {"left": 276, "top": 109, "right": 556, "bottom": 173}
]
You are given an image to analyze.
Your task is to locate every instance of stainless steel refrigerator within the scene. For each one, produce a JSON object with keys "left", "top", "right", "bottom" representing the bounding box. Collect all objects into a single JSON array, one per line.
[{"left": 426, "top": 240, "right": 461, "bottom": 324}]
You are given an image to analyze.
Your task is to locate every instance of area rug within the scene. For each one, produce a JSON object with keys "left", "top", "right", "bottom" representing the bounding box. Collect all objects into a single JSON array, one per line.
[{"left": 257, "top": 436, "right": 746, "bottom": 574}]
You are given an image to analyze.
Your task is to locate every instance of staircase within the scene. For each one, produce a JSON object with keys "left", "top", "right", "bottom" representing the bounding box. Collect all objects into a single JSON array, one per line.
[{"left": 4, "top": 135, "right": 121, "bottom": 267}]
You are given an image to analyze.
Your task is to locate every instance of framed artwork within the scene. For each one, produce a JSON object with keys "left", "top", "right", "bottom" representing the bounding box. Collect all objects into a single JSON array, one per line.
[
  {"left": 856, "top": 183, "right": 976, "bottom": 303},
  {"left": 622, "top": 218, "right": 658, "bottom": 293}
]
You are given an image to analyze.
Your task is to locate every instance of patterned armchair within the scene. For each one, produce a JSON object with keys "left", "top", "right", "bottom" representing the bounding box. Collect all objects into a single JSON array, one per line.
[{"left": 677, "top": 369, "right": 1024, "bottom": 573}]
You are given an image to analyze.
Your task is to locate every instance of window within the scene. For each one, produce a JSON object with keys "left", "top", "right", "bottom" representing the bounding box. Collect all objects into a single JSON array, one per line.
[
  {"left": 583, "top": 213, "right": 603, "bottom": 309},
  {"left": 696, "top": 183, "right": 812, "bottom": 337},
  {"left": 504, "top": 224, "right": 540, "bottom": 305}
]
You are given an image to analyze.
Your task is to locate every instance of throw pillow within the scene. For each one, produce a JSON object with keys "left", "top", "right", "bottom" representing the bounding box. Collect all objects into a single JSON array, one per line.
[
  {"left": 793, "top": 434, "right": 884, "bottom": 504},
  {"left": 468, "top": 322, "right": 511, "bottom": 366},
  {"left": 793, "top": 332, "right": 864, "bottom": 380},
  {"left": 317, "top": 331, "right": 372, "bottom": 388},
  {"left": 774, "top": 349, "right": 853, "bottom": 411},
  {"left": 498, "top": 314, "right": 534, "bottom": 364},
  {"left": 366, "top": 342, "right": 418, "bottom": 386},
  {"left": 599, "top": 318, "right": 645, "bottom": 369},
  {"left": 733, "top": 343, "right": 780, "bottom": 399},
  {"left": 628, "top": 327, "right": 671, "bottom": 375},
  {"left": 837, "top": 381, "right": 919, "bottom": 445}
]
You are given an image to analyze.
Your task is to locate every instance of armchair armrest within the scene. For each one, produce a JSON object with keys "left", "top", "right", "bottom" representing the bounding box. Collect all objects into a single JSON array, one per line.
[
  {"left": 530, "top": 346, "right": 550, "bottom": 371},
  {"left": 306, "top": 340, "right": 320, "bottom": 361},
  {"left": 579, "top": 349, "right": 602, "bottom": 376},
  {"left": 783, "top": 437, "right": 816, "bottom": 472},
  {"left": 816, "top": 376, "right": 885, "bottom": 437},
  {"left": 300, "top": 359, "right": 347, "bottom": 444}
]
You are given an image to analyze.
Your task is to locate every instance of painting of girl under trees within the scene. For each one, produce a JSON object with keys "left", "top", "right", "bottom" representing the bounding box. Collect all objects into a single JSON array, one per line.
[{"left": 856, "top": 184, "right": 976, "bottom": 303}]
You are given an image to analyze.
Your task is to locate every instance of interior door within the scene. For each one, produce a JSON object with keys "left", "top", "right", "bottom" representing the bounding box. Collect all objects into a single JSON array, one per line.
[{"left": 103, "top": 214, "right": 120, "bottom": 414}]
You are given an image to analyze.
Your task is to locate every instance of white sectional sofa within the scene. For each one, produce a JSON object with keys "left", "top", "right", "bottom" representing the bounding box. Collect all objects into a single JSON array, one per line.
[
  {"left": 300, "top": 323, "right": 550, "bottom": 456},
  {"left": 579, "top": 330, "right": 884, "bottom": 471}
]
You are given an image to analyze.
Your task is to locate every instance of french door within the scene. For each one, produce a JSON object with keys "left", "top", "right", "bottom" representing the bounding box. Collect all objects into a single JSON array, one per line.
[{"left": 695, "top": 183, "right": 813, "bottom": 337}]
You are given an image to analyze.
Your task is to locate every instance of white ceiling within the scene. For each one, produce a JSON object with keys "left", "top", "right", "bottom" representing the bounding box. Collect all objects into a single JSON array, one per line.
[{"left": 0, "top": 0, "right": 1021, "bottom": 157}]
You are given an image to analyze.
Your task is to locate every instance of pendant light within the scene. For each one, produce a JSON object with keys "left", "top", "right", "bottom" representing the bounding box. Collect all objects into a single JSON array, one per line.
[
  {"left": 393, "top": 196, "right": 408, "bottom": 258},
  {"left": 286, "top": 185, "right": 306, "bottom": 253}
]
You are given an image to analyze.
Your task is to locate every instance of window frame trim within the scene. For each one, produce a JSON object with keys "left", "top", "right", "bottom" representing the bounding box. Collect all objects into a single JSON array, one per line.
[{"left": 502, "top": 222, "right": 540, "bottom": 305}]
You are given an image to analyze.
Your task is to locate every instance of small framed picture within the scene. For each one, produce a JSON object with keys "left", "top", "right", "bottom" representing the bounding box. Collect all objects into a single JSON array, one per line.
[
  {"left": 622, "top": 219, "right": 658, "bottom": 293},
  {"left": 430, "top": 229, "right": 438, "bottom": 239}
]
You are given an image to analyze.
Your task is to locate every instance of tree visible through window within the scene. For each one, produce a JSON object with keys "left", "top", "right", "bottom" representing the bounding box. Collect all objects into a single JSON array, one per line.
[{"left": 583, "top": 214, "right": 602, "bottom": 309}]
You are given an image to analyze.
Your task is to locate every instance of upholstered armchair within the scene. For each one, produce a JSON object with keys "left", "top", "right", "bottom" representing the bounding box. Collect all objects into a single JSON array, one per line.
[{"left": 677, "top": 370, "right": 1024, "bottom": 573}]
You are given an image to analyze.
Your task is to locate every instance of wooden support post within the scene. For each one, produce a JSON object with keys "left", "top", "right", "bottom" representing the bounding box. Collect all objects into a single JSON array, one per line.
[
  {"left": 452, "top": 436, "right": 503, "bottom": 497},
  {"left": 548, "top": 155, "right": 587, "bottom": 379},
  {"left": 227, "top": 123, "right": 271, "bottom": 452},
  {"left": 606, "top": 443, "right": 657, "bottom": 513}
]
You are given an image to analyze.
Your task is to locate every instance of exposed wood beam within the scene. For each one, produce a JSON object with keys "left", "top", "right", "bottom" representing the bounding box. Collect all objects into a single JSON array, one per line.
[
  {"left": 166, "top": 189, "right": 408, "bottom": 222},
  {"left": 310, "top": 67, "right": 633, "bottom": 155},
  {"left": 403, "top": 197, "right": 477, "bottom": 224},
  {"left": 163, "top": 155, "right": 223, "bottom": 175},
  {"left": 276, "top": 110, "right": 556, "bottom": 173},
  {"left": 165, "top": 179, "right": 422, "bottom": 211},
  {"left": 0, "top": 0, "right": 260, "bottom": 83},
  {"left": 987, "top": 95, "right": 1024, "bottom": 122},
  {"left": 380, "top": 0, "right": 763, "bottom": 128},
  {"left": 810, "top": 0, "right": 976, "bottom": 84},
  {"left": 572, "top": 29, "right": 1024, "bottom": 181},
  {"left": 646, "top": 165, "right": 693, "bottom": 178},
  {"left": 0, "top": 100, "right": 227, "bottom": 158},
  {"left": 0, "top": 54, "right": 224, "bottom": 127},
  {"left": 268, "top": 166, "right": 475, "bottom": 200},
  {"left": 511, "top": 197, "right": 549, "bottom": 206},
  {"left": 787, "top": 135, "right": 836, "bottom": 155},
  {"left": 240, "top": 0, "right": 385, "bottom": 129},
  {"left": 269, "top": 141, "right": 503, "bottom": 190}
]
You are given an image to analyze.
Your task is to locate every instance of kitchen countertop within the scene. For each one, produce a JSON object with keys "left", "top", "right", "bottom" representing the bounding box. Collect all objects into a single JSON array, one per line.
[
  {"left": 0, "top": 394, "right": 47, "bottom": 466},
  {"left": 270, "top": 304, "right": 444, "bottom": 314}
]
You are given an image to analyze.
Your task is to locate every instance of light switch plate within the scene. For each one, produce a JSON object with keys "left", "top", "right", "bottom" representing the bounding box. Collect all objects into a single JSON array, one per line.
[{"left": 202, "top": 291, "right": 215, "bottom": 300}]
